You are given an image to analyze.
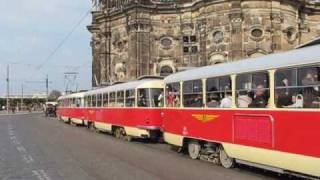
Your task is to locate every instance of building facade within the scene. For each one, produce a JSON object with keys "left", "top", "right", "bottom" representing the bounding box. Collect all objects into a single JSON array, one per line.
[{"left": 88, "top": 0, "right": 320, "bottom": 87}]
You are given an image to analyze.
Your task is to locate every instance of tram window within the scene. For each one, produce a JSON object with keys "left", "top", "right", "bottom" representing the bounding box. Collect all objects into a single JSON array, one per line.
[
  {"left": 206, "top": 76, "right": 232, "bottom": 108},
  {"left": 103, "top": 93, "right": 108, "bottom": 107},
  {"left": 125, "top": 90, "right": 135, "bottom": 107},
  {"left": 84, "top": 96, "right": 87, "bottom": 107},
  {"left": 76, "top": 98, "right": 81, "bottom": 107},
  {"left": 236, "top": 72, "right": 269, "bottom": 108},
  {"left": 71, "top": 98, "right": 74, "bottom": 107},
  {"left": 166, "top": 83, "right": 181, "bottom": 107},
  {"left": 109, "top": 92, "right": 116, "bottom": 107},
  {"left": 298, "top": 66, "right": 320, "bottom": 108},
  {"left": 97, "top": 94, "right": 102, "bottom": 107},
  {"left": 150, "top": 88, "right": 164, "bottom": 107},
  {"left": 138, "top": 89, "right": 150, "bottom": 107},
  {"left": 92, "top": 95, "right": 97, "bottom": 107},
  {"left": 183, "top": 80, "right": 203, "bottom": 108},
  {"left": 69, "top": 98, "right": 73, "bottom": 107},
  {"left": 69, "top": 98, "right": 72, "bottom": 107},
  {"left": 275, "top": 66, "right": 320, "bottom": 108},
  {"left": 117, "top": 91, "right": 125, "bottom": 107},
  {"left": 87, "top": 96, "right": 91, "bottom": 107}
]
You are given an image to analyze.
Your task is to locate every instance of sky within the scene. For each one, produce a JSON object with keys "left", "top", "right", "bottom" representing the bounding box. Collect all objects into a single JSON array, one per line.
[{"left": 0, "top": 0, "right": 93, "bottom": 96}]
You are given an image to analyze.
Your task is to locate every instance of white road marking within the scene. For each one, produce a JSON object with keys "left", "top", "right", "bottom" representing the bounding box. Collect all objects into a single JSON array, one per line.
[
  {"left": 7, "top": 123, "right": 51, "bottom": 180},
  {"left": 32, "top": 170, "right": 51, "bottom": 180}
]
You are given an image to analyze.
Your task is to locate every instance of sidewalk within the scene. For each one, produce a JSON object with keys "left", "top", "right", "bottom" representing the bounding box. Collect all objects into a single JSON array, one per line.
[{"left": 0, "top": 111, "right": 43, "bottom": 116}]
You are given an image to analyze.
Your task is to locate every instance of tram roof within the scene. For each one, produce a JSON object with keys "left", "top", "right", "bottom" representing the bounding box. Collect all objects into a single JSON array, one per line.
[
  {"left": 58, "top": 92, "right": 86, "bottom": 100},
  {"left": 85, "top": 78, "right": 163, "bottom": 95},
  {"left": 165, "top": 45, "right": 320, "bottom": 83}
]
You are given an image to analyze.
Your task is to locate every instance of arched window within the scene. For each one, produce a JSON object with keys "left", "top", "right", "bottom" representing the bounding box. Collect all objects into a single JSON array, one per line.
[{"left": 160, "top": 66, "right": 174, "bottom": 77}]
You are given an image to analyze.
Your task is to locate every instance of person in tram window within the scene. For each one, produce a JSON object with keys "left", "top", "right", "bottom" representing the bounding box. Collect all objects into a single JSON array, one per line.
[
  {"left": 276, "top": 74, "right": 294, "bottom": 108},
  {"left": 138, "top": 92, "right": 147, "bottom": 107},
  {"left": 237, "top": 90, "right": 252, "bottom": 108},
  {"left": 173, "top": 93, "right": 180, "bottom": 107},
  {"left": 167, "top": 91, "right": 174, "bottom": 107},
  {"left": 249, "top": 85, "right": 267, "bottom": 108},
  {"left": 192, "top": 94, "right": 203, "bottom": 107},
  {"left": 277, "top": 88, "right": 294, "bottom": 108},
  {"left": 207, "top": 94, "right": 220, "bottom": 108},
  {"left": 302, "top": 86, "right": 319, "bottom": 108},
  {"left": 220, "top": 91, "right": 232, "bottom": 108},
  {"left": 301, "top": 69, "right": 320, "bottom": 108},
  {"left": 157, "top": 92, "right": 164, "bottom": 107},
  {"left": 302, "top": 69, "right": 319, "bottom": 86}
]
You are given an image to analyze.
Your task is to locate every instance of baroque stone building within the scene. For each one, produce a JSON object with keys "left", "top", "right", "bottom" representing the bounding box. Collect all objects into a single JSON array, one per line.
[{"left": 88, "top": 0, "right": 320, "bottom": 87}]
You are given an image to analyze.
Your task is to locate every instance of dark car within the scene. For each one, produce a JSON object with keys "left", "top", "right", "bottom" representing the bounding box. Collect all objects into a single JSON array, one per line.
[{"left": 45, "top": 102, "right": 57, "bottom": 117}]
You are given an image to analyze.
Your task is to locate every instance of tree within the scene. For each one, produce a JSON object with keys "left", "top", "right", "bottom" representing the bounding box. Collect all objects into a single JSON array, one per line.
[{"left": 48, "top": 90, "right": 62, "bottom": 101}]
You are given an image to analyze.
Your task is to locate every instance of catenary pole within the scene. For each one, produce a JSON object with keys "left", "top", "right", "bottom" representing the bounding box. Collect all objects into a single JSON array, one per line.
[{"left": 6, "top": 65, "right": 9, "bottom": 114}]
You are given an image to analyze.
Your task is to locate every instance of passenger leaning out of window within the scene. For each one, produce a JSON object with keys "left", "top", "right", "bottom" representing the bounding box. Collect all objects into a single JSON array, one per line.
[
  {"left": 249, "top": 85, "right": 267, "bottom": 108},
  {"left": 237, "top": 90, "right": 252, "bottom": 108}
]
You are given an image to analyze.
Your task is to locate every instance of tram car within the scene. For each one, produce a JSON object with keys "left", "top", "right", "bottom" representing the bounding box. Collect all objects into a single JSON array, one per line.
[
  {"left": 57, "top": 77, "right": 164, "bottom": 141},
  {"left": 57, "top": 92, "right": 86, "bottom": 125},
  {"left": 162, "top": 45, "right": 320, "bottom": 178}
]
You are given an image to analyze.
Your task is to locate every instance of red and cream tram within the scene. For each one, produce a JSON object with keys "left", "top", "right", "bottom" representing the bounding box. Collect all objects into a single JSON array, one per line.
[
  {"left": 57, "top": 92, "right": 86, "bottom": 125},
  {"left": 57, "top": 77, "right": 164, "bottom": 141},
  {"left": 162, "top": 45, "right": 320, "bottom": 178}
]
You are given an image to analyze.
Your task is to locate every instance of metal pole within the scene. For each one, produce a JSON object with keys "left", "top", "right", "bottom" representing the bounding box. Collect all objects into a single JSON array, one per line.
[
  {"left": 6, "top": 65, "right": 9, "bottom": 114},
  {"left": 21, "top": 84, "right": 24, "bottom": 111},
  {"left": 46, "top": 75, "right": 49, "bottom": 102}
]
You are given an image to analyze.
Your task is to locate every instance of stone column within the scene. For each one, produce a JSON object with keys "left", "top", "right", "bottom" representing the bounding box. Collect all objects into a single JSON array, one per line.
[
  {"left": 128, "top": 11, "right": 151, "bottom": 79},
  {"left": 270, "top": 1, "right": 283, "bottom": 53},
  {"left": 91, "top": 32, "right": 101, "bottom": 87},
  {"left": 229, "top": 0, "right": 243, "bottom": 60}
]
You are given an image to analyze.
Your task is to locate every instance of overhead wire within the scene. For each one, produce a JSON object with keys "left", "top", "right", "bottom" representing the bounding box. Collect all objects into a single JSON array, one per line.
[{"left": 35, "top": 9, "right": 91, "bottom": 71}]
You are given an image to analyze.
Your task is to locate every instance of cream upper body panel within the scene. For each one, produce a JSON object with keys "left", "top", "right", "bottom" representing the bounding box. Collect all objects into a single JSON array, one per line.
[
  {"left": 58, "top": 92, "right": 86, "bottom": 100},
  {"left": 165, "top": 45, "right": 320, "bottom": 84},
  {"left": 85, "top": 79, "right": 164, "bottom": 96}
]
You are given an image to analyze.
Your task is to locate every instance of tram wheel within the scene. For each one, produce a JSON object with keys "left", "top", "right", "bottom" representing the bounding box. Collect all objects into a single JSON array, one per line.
[
  {"left": 219, "top": 147, "right": 235, "bottom": 169},
  {"left": 89, "top": 122, "right": 95, "bottom": 131},
  {"left": 125, "top": 135, "right": 132, "bottom": 142},
  {"left": 114, "top": 128, "right": 122, "bottom": 139},
  {"left": 188, "top": 141, "right": 201, "bottom": 159},
  {"left": 119, "top": 128, "right": 126, "bottom": 140},
  {"left": 170, "top": 145, "right": 183, "bottom": 153}
]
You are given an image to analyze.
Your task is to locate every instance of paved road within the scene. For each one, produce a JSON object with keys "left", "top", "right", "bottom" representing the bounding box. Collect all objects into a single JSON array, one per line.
[{"left": 0, "top": 114, "right": 283, "bottom": 180}]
